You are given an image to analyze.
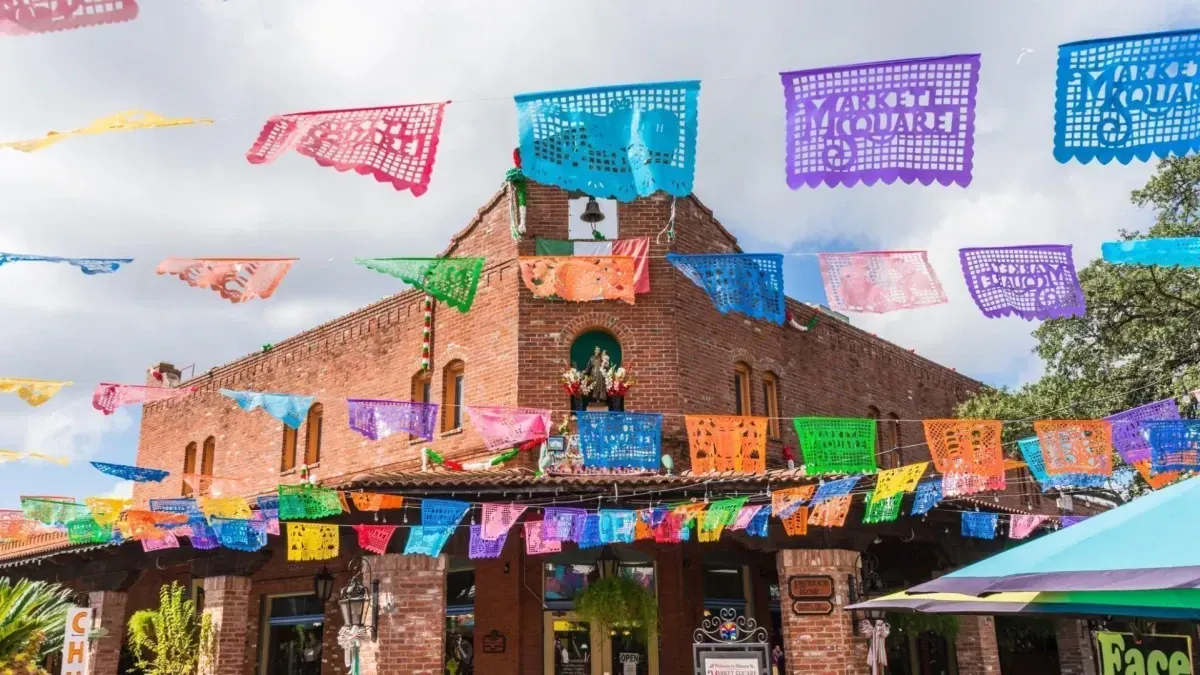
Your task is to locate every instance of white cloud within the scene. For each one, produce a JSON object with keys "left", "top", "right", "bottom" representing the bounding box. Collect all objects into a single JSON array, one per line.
[
  {"left": 0, "top": 0, "right": 1186, "bottom": 504},
  {"left": 0, "top": 396, "right": 134, "bottom": 462},
  {"left": 103, "top": 480, "right": 135, "bottom": 500}
]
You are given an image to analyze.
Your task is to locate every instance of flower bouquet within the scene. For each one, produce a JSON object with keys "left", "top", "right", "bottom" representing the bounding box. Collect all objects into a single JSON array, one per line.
[
  {"left": 561, "top": 367, "right": 593, "bottom": 397},
  {"left": 606, "top": 366, "right": 635, "bottom": 397}
]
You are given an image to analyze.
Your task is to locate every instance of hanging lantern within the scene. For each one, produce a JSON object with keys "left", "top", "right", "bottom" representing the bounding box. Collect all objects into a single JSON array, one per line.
[{"left": 313, "top": 567, "right": 335, "bottom": 605}]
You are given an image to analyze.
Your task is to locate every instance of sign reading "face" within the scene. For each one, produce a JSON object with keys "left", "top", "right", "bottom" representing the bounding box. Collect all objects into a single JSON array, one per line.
[{"left": 1095, "top": 631, "right": 1193, "bottom": 675}]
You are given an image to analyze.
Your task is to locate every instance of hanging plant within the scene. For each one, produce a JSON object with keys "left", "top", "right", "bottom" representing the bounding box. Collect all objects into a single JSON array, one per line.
[
  {"left": 574, "top": 576, "right": 658, "bottom": 642},
  {"left": 885, "top": 612, "right": 959, "bottom": 640}
]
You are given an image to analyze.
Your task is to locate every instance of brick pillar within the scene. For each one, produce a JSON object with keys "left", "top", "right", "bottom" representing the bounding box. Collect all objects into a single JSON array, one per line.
[
  {"left": 775, "top": 549, "right": 868, "bottom": 675},
  {"left": 1056, "top": 619, "right": 1097, "bottom": 675},
  {"left": 954, "top": 615, "right": 1002, "bottom": 674},
  {"left": 199, "top": 576, "right": 252, "bottom": 675},
  {"left": 357, "top": 554, "right": 447, "bottom": 675},
  {"left": 473, "top": 546, "right": 520, "bottom": 675},
  {"left": 87, "top": 590, "right": 128, "bottom": 675}
]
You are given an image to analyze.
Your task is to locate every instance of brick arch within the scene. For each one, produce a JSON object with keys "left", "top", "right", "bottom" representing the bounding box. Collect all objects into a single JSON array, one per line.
[
  {"left": 729, "top": 347, "right": 752, "bottom": 365},
  {"left": 756, "top": 356, "right": 787, "bottom": 379},
  {"left": 440, "top": 343, "right": 469, "bottom": 364},
  {"left": 556, "top": 313, "right": 637, "bottom": 350}
]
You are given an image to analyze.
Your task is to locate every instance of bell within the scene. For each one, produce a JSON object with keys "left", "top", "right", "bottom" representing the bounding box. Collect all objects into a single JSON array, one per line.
[{"left": 580, "top": 197, "right": 605, "bottom": 224}]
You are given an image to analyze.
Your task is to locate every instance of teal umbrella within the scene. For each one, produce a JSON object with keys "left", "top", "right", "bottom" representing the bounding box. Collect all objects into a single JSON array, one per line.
[
  {"left": 847, "top": 589, "right": 1200, "bottom": 621},
  {"left": 913, "top": 476, "right": 1200, "bottom": 595}
]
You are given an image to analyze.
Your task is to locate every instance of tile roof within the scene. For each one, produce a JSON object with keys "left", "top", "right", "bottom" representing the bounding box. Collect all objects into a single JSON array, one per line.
[{"left": 0, "top": 532, "right": 119, "bottom": 568}]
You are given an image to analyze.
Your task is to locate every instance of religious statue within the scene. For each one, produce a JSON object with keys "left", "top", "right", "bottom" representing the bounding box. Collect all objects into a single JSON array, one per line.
[{"left": 586, "top": 346, "right": 608, "bottom": 403}]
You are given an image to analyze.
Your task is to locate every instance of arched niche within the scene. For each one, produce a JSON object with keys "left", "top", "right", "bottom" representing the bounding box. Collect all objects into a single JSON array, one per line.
[{"left": 570, "top": 329, "right": 622, "bottom": 371}]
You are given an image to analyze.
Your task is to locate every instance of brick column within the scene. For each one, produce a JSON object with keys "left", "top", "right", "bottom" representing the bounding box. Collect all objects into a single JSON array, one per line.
[
  {"left": 775, "top": 549, "right": 868, "bottom": 675},
  {"left": 954, "top": 615, "right": 1002, "bottom": 674},
  {"left": 356, "top": 554, "right": 447, "bottom": 675},
  {"left": 199, "top": 576, "right": 252, "bottom": 675},
  {"left": 87, "top": 590, "right": 128, "bottom": 675},
  {"left": 1056, "top": 619, "right": 1097, "bottom": 675}
]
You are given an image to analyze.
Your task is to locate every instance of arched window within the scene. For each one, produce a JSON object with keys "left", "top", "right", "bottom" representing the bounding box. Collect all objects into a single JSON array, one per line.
[
  {"left": 761, "top": 372, "right": 780, "bottom": 438},
  {"left": 442, "top": 360, "right": 465, "bottom": 432},
  {"left": 734, "top": 362, "right": 752, "bottom": 416},
  {"left": 305, "top": 403, "right": 323, "bottom": 465},
  {"left": 412, "top": 370, "right": 432, "bottom": 404},
  {"left": 182, "top": 442, "right": 197, "bottom": 497},
  {"left": 281, "top": 425, "right": 297, "bottom": 472},
  {"left": 200, "top": 436, "right": 215, "bottom": 495}
]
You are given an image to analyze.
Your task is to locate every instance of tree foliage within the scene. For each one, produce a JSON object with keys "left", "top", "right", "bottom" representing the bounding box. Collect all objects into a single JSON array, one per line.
[
  {"left": 0, "top": 578, "right": 72, "bottom": 675},
  {"left": 127, "top": 583, "right": 212, "bottom": 675},
  {"left": 958, "top": 157, "right": 1200, "bottom": 492}
]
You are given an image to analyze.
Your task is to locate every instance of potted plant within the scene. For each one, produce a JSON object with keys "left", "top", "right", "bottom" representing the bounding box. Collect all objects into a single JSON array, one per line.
[
  {"left": 295, "top": 625, "right": 320, "bottom": 662},
  {"left": 574, "top": 575, "right": 658, "bottom": 643},
  {"left": 605, "top": 366, "right": 635, "bottom": 412}
]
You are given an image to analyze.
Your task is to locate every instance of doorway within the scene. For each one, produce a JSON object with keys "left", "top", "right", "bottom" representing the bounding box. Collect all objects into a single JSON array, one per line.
[
  {"left": 545, "top": 613, "right": 598, "bottom": 675},
  {"left": 259, "top": 594, "right": 324, "bottom": 675},
  {"left": 542, "top": 550, "right": 658, "bottom": 675},
  {"left": 543, "top": 612, "right": 656, "bottom": 675}
]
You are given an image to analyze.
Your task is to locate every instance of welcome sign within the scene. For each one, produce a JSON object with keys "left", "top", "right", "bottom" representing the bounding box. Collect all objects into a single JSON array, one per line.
[{"left": 1095, "top": 631, "right": 1193, "bottom": 675}]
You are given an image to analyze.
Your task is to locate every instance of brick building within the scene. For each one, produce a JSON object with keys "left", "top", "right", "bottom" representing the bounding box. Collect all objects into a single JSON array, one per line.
[{"left": 0, "top": 183, "right": 1095, "bottom": 675}]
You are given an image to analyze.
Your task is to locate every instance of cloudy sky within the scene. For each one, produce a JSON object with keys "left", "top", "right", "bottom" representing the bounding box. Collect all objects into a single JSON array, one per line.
[{"left": 0, "top": 0, "right": 1195, "bottom": 507}]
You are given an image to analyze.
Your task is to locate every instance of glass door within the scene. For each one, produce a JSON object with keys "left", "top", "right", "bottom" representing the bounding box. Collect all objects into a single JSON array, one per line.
[
  {"left": 545, "top": 612, "right": 600, "bottom": 675},
  {"left": 543, "top": 561, "right": 659, "bottom": 675},
  {"left": 607, "top": 630, "right": 654, "bottom": 675},
  {"left": 259, "top": 594, "right": 324, "bottom": 675}
]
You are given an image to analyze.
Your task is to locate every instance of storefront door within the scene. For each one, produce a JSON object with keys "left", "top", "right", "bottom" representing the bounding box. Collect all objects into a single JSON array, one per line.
[
  {"left": 545, "top": 612, "right": 600, "bottom": 675},
  {"left": 543, "top": 612, "right": 658, "bottom": 675},
  {"left": 259, "top": 594, "right": 325, "bottom": 675}
]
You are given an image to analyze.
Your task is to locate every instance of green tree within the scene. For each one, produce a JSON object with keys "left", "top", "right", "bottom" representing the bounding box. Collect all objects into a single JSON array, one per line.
[
  {"left": 958, "top": 157, "right": 1200, "bottom": 492},
  {"left": 127, "top": 583, "right": 212, "bottom": 675},
  {"left": 0, "top": 578, "right": 72, "bottom": 675}
]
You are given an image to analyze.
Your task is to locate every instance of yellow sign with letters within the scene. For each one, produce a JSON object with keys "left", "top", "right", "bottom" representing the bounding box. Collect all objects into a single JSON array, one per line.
[{"left": 1095, "top": 631, "right": 1193, "bottom": 675}]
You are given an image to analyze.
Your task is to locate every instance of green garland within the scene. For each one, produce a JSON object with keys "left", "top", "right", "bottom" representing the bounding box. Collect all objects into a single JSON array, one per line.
[
  {"left": 575, "top": 576, "right": 659, "bottom": 642},
  {"left": 885, "top": 612, "right": 959, "bottom": 640},
  {"left": 506, "top": 168, "right": 527, "bottom": 240}
]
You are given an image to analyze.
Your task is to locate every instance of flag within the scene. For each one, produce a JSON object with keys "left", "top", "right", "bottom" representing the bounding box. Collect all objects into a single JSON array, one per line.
[{"left": 535, "top": 238, "right": 650, "bottom": 293}]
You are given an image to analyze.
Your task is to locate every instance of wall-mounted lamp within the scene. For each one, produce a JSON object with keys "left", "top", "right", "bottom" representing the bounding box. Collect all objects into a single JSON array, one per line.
[
  {"left": 339, "top": 558, "right": 379, "bottom": 641},
  {"left": 313, "top": 567, "right": 335, "bottom": 605}
]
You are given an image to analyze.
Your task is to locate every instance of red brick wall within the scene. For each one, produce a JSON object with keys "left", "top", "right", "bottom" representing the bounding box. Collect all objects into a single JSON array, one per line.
[
  {"left": 133, "top": 190, "right": 522, "bottom": 504},
  {"left": 132, "top": 180, "right": 991, "bottom": 505},
  {"left": 513, "top": 186, "right": 688, "bottom": 446},
  {"left": 238, "top": 549, "right": 353, "bottom": 675},
  {"left": 87, "top": 590, "right": 128, "bottom": 675},
  {"left": 955, "top": 615, "right": 1003, "bottom": 675},
  {"left": 775, "top": 548, "right": 868, "bottom": 675},
  {"left": 1056, "top": 620, "right": 1097, "bottom": 675},
  {"left": 201, "top": 576, "right": 253, "bottom": 675},
  {"left": 471, "top": 540, "right": 522, "bottom": 675},
  {"left": 357, "top": 554, "right": 447, "bottom": 675}
]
